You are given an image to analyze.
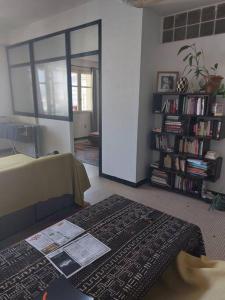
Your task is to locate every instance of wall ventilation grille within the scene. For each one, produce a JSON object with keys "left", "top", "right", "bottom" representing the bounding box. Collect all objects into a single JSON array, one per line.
[{"left": 162, "top": 2, "right": 225, "bottom": 43}]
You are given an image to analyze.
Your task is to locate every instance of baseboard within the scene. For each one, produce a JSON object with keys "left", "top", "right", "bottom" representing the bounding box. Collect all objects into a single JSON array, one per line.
[{"left": 100, "top": 173, "right": 147, "bottom": 188}]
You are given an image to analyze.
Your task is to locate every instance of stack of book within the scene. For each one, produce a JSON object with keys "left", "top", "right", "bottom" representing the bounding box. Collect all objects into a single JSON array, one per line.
[
  {"left": 164, "top": 116, "right": 183, "bottom": 134},
  {"left": 182, "top": 96, "right": 206, "bottom": 115},
  {"left": 151, "top": 168, "right": 169, "bottom": 187},
  {"left": 154, "top": 134, "right": 173, "bottom": 152},
  {"left": 175, "top": 175, "right": 200, "bottom": 195},
  {"left": 186, "top": 159, "right": 210, "bottom": 177},
  {"left": 162, "top": 99, "right": 179, "bottom": 114},
  {"left": 193, "top": 120, "right": 221, "bottom": 139},
  {"left": 151, "top": 161, "right": 160, "bottom": 168},
  {"left": 179, "top": 138, "right": 204, "bottom": 156}
]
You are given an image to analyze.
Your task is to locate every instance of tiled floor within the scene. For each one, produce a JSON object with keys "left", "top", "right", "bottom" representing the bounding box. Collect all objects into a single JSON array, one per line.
[{"left": 84, "top": 164, "right": 225, "bottom": 260}]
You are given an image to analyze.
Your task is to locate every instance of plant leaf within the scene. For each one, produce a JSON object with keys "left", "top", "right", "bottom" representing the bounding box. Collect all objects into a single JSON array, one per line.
[
  {"left": 214, "top": 63, "right": 218, "bottom": 70},
  {"left": 183, "top": 53, "right": 191, "bottom": 62},
  {"left": 177, "top": 45, "right": 190, "bottom": 55},
  {"left": 189, "top": 56, "right": 193, "bottom": 66},
  {"left": 196, "top": 51, "right": 202, "bottom": 57}
]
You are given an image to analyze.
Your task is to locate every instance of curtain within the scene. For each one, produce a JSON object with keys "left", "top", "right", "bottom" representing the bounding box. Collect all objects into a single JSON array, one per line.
[{"left": 91, "top": 68, "right": 98, "bottom": 132}]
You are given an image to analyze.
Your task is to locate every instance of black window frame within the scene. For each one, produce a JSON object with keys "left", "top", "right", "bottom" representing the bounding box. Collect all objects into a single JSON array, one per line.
[{"left": 6, "top": 20, "right": 101, "bottom": 122}]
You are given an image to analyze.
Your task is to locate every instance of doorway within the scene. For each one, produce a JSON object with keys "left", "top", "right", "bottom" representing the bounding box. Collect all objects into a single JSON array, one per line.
[{"left": 71, "top": 55, "right": 100, "bottom": 167}]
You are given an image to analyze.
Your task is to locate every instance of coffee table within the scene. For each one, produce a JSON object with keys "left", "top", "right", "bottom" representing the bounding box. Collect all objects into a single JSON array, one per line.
[{"left": 0, "top": 195, "right": 205, "bottom": 300}]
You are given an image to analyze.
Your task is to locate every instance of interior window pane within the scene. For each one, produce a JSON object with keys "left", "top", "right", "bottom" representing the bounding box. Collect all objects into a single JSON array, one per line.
[
  {"left": 34, "top": 34, "right": 65, "bottom": 61},
  {"left": 11, "top": 66, "right": 34, "bottom": 113},
  {"left": 70, "top": 25, "right": 98, "bottom": 55},
  {"left": 81, "top": 87, "right": 93, "bottom": 111},
  {"left": 81, "top": 73, "right": 92, "bottom": 87},
  {"left": 8, "top": 44, "right": 30, "bottom": 65},
  {"left": 35, "top": 60, "right": 69, "bottom": 117},
  {"left": 72, "top": 87, "right": 78, "bottom": 111},
  {"left": 71, "top": 72, "right": 78, "bottom": 86}
]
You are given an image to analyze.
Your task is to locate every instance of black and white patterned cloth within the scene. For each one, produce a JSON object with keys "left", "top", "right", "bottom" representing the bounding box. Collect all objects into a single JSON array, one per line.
[{"left": 0, "top": 195, "right": 205, "bottom": 300}]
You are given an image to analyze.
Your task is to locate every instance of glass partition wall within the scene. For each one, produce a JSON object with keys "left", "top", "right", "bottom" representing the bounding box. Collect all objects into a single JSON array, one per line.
[
  {"left": 7, "top": 20, "right": 102, "bottom": 170},
  {"left": 8, "top": 43, "right": 35, "bottom": 115},
  {"left": 34, "top": 34, "right": 69, "bottom": 118}
]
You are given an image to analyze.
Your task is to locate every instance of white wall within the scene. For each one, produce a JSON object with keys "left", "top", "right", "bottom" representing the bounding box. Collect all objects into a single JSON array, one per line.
[
  {"left": 153, "top": 30, "right": 225, "bottom": 193},
  {"left": 136, "top": 9, "right": 161, "bottom": 182},
  {"left": 73, "top": 111, "right": 91, "bottom": 139},
  {"left": 8, "top": 0, "right": 143, "bottom": 182}
]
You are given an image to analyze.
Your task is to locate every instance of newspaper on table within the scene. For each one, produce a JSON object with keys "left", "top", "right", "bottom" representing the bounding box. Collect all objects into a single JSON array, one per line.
[
  {"left": 26, "top": 220, "right": 85, "bottom": 255},
  {"left": 46, "top": 233, "right": 111, "bottom": 278}
]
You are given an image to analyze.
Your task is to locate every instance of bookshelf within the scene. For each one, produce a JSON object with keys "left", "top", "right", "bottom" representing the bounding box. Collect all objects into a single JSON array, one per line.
[{"left": 150, "top": 92, "right": 225, "bottom": 201}]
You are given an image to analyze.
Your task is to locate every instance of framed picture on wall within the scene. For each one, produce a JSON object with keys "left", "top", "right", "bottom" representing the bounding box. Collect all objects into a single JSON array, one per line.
[{"left": 157, "top": 71, "right": 179, "bottom": 93}]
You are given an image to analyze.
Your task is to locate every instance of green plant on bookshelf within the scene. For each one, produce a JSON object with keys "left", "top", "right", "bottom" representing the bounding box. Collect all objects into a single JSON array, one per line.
[
  {"left": 177, "top": 43, "right": 223, "bottom": 94},
  {"left": 216, "top": 83, "right": 225, "bottom": 98}
]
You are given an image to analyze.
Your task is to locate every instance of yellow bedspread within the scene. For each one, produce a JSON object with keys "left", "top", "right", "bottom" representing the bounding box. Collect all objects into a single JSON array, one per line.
[
  {"left": 0, "top": 153, "right": 90, "bottom": 217},
  {"left": 144, "top": 251, "right": 225, "bottom": 300}
]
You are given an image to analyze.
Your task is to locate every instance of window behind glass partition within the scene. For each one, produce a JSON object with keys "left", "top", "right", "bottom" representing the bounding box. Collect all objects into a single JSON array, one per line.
[{"left": 8, "top": 43, "right": 35, "bottom": 115}]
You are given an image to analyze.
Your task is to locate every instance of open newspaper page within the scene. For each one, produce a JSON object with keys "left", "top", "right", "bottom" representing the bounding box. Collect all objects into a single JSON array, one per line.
[
  {"left": 26, "top": 220, "right": 84, "bottom": 254},
  {"left": 47, "top": 233, "right": 111, "bottom": 278}
]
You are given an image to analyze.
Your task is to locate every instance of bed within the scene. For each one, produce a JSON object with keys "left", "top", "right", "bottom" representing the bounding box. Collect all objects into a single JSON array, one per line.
[{"left": 0, "top": 153, "right": 90, "bottom": 240}]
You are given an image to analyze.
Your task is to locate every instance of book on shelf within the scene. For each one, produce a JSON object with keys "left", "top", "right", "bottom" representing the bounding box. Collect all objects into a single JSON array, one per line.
[
  {"left": 179, "top": 138, "right": 204, "bottom": 156},
  {"left": 182, "top": 96, "right": 206, "bottom": 115},
  {"left": 151, "top": 168, "right": 170, "bottom": 187},
  {"left": 153, "top": 134, "right": 173, "bottom": 152},
  {"left": 186, "top": 159, "right": 212, "bottom": 177},
  {"left": 164, "top": 116, "right": 183, "bottom": 134},
  {"left": 193, "top": 120, "right": 221, "bottom": 139},
  {"left": 152, "top": 127, "right": 162, "bottom": 133},
  {"left": 174, "top": 156, "right": 186, "bottom": 173},
  {"left": 162, "top": 98, "right": 179, "bottom": 114},
  {"left": 174, "top": 175, "right": 200, "bottom": 195},
  {"left": 150, "top": 161, "right": 160, "bottom": 168}
]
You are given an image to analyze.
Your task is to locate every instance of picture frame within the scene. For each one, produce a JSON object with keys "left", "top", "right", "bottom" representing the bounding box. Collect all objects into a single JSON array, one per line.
[{"left": 157, "top": 71, "right": 179, "bottom": 93}]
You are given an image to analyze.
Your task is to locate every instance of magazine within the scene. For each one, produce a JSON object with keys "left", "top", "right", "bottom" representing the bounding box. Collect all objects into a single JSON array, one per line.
[
  {"left": 26, "top": 220, "right": 85, "bottom": 255},
  {"left": 47, "top": 233, "right": 111, "bottom": 278}
]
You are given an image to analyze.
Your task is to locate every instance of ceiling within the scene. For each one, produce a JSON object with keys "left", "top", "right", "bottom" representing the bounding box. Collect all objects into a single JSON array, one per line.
[
  {"left": 0, "top": 0, "right": 92, "bottom": 34},
  {"left": 144, "top": 0, "right": 225, "bottom": 15},
  {"left": 0, "top": 0, "right": 224, "bottom": 36}
]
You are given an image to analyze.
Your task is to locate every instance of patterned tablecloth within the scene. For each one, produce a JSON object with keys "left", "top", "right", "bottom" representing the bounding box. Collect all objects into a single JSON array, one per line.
[{"left": 0, "top": 195, "right": 205, "bottom": 300}]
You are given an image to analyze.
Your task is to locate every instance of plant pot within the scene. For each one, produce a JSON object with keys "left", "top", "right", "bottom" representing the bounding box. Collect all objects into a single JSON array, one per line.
[
  {"left": 176, "top": 77, "right": 189, "bottom": 93},
  {"left": 204, "top": 75, "right": 224, "bottom": 94}
]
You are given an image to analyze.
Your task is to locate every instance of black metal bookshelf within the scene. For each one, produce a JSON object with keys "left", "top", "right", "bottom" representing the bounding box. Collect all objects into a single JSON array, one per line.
[{"left": 150, "top": 92, "right": 225, "bottom": 201}]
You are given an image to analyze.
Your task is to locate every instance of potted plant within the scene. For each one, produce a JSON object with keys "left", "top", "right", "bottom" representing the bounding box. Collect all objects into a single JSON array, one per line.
[{"left": 177, "top": 43, "right": 223, "bottom": 94}]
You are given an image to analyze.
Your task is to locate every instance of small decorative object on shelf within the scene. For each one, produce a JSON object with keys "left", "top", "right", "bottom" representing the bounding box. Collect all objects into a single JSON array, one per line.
[
  {"left": 176, "top": 76, "right": 189, "bottom": 93},
  {"left": 177, "top": 43, "right": 223, "bottom": 94},
  {"left": 211, "top": 102, "right": 224, "bottom": 116},
  {"left": 157, "top": 71, "right": 179, "bottom": 93},
  {"left": 150, "top": 92, "right": 225, "bottom": 202},
  {"left": 205, "top": 151, "right": 219, "bottom": 160}
]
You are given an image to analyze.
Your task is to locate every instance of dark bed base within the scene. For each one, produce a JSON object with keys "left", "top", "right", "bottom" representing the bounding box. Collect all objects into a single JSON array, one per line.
[{"left": 0, "top": 195, "right": 81, "bottom": 242}]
